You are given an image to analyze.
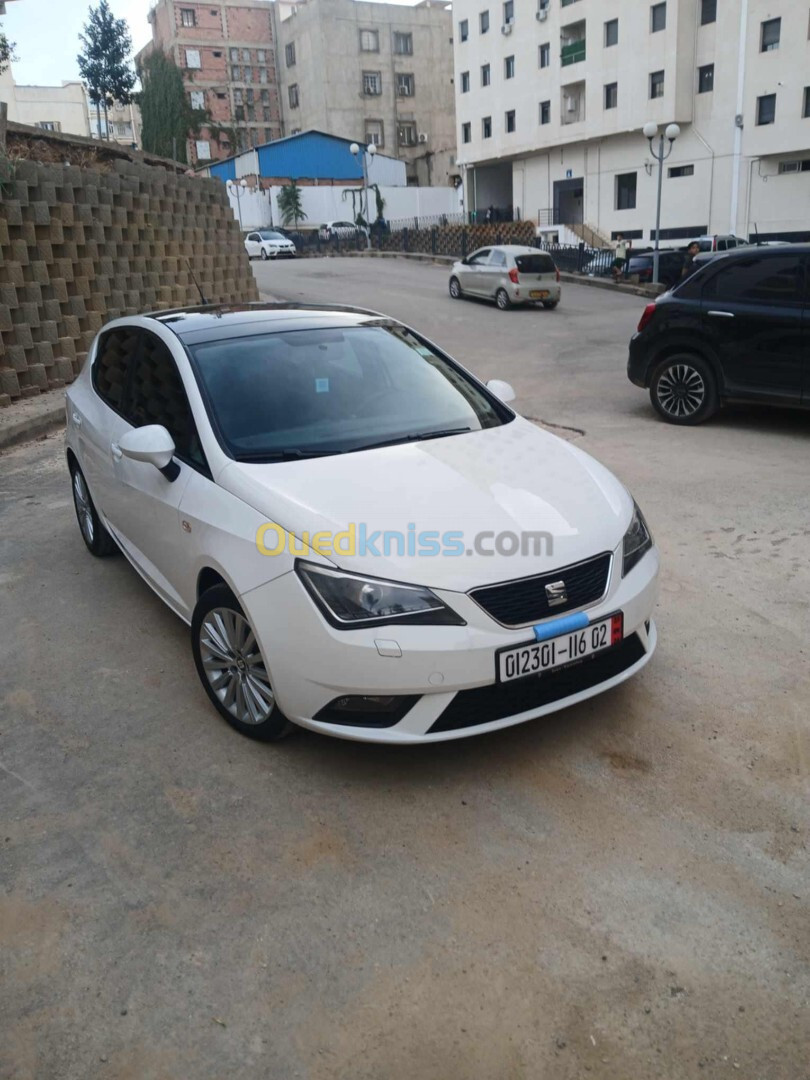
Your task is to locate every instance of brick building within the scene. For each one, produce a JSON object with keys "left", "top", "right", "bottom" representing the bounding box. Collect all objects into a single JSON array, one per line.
[{"left": 137, "top": 0, "right": 283, "bottom": 166}]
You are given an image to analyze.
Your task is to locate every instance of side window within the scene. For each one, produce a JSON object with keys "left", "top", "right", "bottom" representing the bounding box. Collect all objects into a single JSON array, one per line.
[
  {"left": 248, "top": 233, "right": 259, "bottom": 242},
  {"left": 489, "top": 250, "right": 507, "bottom": 268},
  {"left": 128, "top": 332, "right": 206, "bottom": 469},
  {"left": 469, "top": 249, "right": 492, "bottom": 265},
  {"left": 704, "top": 256, "right": 804, "bottom": 305},
  {"left": 93, "top": 328, "right": 140, "bottom": 412}
]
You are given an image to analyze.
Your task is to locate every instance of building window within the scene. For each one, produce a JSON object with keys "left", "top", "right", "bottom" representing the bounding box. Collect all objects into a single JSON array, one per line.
[
  {"left": 505, "top": 109, "right": 516, "bottom": 132},
  {"left": 459, "top": 19, "right": 469, "bottom": 41},
  {"left": 36, "top": 121, "right": 61, "bottom": 131},
  {"left": 700, "top": 0, "right": 716, "bottom": 24},
  {"left": 246, "top": 88, "right": 254, "bottom": 104},
  {"left": 756, "top": 93, "right": 776, "bottom": 125},
  {"left": 604, "top": 82, "right": 617, "bottom": 109},
  {"left": 190, "top": 89, "right": 205, "bottom": 109},
  {"left": 504, "top": 55, "right": 515, "bottom": 79},
  {"left": 264, "top": 128, "right": 273, "bottom": 143},
  {"left": 363, "top": 71, "right": 382, "bottom": 95},
  {"left": 288, "top": 83, "right": 299, "bottom": 108},
  {"left": 539, "top": 100, "right": 550, "bottom": 124},
  {"left": 290, "top": 128, "right": 301, "bottom": 136},
  {"left": 482, "top": 115, "right": 492, "bottom": 138},
  {"left": 231, "top": 65, "right": 241, "bottom": 80},
  {"left": 462, "top": 121, "right": 471, "bottom": 143},
  {"left": 397, "top": 73, "right": 415, "bottom": 97},
  {"left": 778, "top": 160, "right": 810, "bottom": 173},
  {"left": 481, "top": 63, "right": 490, "bottom": 86},
  {"left": 285, "top": 42, "right": 296, "bottom": 66},
  {"left": 393, "top": 31, "right": 413, "bottom": 54},
  {"left": 233, "top": 88, "right": 243, "bottom": 105},
  {"left": 604, "top": 17, "right": 618, "bottom": 45},
  {"left": 261, "top": 88, "right": 270, "bottom": 104},
  {"left": 539, "top": 42, "right": 550, "bottom": 67},
  {"left": 761, "top": 18, "right": 780, "bottom": 51},
  {"left": 242, "top": 49, "right": 251, "bottom": 63},
  {"left": 616, "top": 172, "right": 637, "bottom": 210},
  {"left": 398, "top": 121, "right": 417, "bottom": 146},
  {"left": 480, "top": 10, "right": 490, "bottom": 34},
  {"left": 503, "top": 0, "right": 514, "bottom": 24},
  {"left": 186, "top": 48, "right": 201, "bottom": 69},
  {"left": 366, "top": 119, "right": 384, "bottom": 147},
  {"left": 235, "top": 105, "right": 244, "bottom": 121},
  {"left": 243, "top": 66, "right": 253, "bottom": 82},
  {"left": 651, "top": 3, "right": 666, "bottom": 33},
  {"left": 698, "top": 64, "right": 714, "bottom": 93},
  {"left": 195, "top": 140, "right": 211, "bottom": 160},
  {"left": 263, "top": 107, "right": 271, "bottom": 122},
  {"left": 804, "top": 86, "right": 810, "bottom": 118},
  {"left": 259, "top": 68, "right": 268, "bottom": 83},
  {"left": 247, "top": 104, "right": 255, "bottom": 121},
  {"left": 359, "top": 28, "right": 379, "bottom": 51},
  {"left": 461, "top": 70, "right": 470, "bottom": 92},
  {"left": 257, "top": 50, "right": 266, "bottom": 63},
  {"left": 230, "top": 47, "right": 239, "bottom": 62},
  {"left": 668, "top": 164, "right": 694, "bottom": 177},
  {"left": 650, "top": 70, "right": 665, "bottom": 99},
  {"left": 180, "top": 8, "right": 196, "bottom": 27}
]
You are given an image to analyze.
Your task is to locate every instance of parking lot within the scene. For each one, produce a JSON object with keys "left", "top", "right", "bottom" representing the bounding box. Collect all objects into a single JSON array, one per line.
[{"left": 2, "top": 256, "right": 808, "bottom": 1079}]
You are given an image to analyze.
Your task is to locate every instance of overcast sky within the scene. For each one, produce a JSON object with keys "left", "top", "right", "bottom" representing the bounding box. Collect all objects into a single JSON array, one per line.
[{"left": 3, "top": 0, "right": 423, "bottom": 86}]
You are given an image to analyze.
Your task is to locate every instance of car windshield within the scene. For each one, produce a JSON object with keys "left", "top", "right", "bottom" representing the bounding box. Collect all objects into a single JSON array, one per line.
[
  {"left": 258, "top": 231, "right": 285, "bottom": 240},
  {"left": 189, "top": 325, "right": 511, "bottom": 460}
]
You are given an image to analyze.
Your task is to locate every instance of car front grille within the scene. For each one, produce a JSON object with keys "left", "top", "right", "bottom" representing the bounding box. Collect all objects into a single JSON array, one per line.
[
  {"left": 469, "top": 552, "right": 612, "bottom": 627},
  {"left": 428, "top": 633, "right": 645, "bottom": 734}
]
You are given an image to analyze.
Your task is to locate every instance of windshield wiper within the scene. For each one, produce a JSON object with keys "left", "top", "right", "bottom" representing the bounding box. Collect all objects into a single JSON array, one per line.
[
  {"left": 352, "top": 427, "right": 473, "bottom": 452},
  {"left": 234, "top": 448, "right": 345, "bottom": 462}
]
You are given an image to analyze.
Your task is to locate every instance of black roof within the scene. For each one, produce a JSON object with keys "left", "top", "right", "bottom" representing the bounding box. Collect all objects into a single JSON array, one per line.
[{"left": 149, "top": 302, "right": 390, "bottom": 343}]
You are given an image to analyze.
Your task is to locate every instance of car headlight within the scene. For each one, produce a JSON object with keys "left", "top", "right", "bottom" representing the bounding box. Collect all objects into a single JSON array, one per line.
[
  {"left": 622, "top": 501, "right": 653, "bottom": 577},
  {"left": 296, "top": 561, "right": 465, "bottom": 629}
]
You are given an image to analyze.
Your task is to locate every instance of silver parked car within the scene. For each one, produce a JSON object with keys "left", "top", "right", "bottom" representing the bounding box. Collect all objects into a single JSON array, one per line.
[{"left": 449, "top": 246, "right": 561, "bottom": 310}]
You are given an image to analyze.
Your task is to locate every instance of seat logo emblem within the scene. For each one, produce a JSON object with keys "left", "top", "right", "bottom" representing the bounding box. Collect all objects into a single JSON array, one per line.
[{"left": 545, "top": 580, "right": 568, "bottom": 607}]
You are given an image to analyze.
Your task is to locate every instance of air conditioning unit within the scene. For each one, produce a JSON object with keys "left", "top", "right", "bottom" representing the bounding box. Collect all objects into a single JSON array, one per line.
[
  {"left": 565, "top": 96, "right": 578, "bottom": 113},
  {"left": 418, "top": 132, "right": 429, "bottom": 143},
  {"left": 501, "top": 22, "right": 513, "bottom": 34},
  {"left": 536, "top": 8, "right": 548, "bottom": 20}
]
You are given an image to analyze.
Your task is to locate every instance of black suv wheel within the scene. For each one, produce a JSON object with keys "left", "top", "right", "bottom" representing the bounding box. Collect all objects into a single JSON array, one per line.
[{"left": 650, "top": 353, "right": 718, "bottom": 425}]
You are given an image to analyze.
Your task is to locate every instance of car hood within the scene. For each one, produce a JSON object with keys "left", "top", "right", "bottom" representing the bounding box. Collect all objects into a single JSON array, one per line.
[{"left": 217, "top": 417, "right": 633, "bottom": 592}]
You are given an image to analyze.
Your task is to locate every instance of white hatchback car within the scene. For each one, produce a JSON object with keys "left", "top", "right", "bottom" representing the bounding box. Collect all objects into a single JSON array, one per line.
[
  {"left": 65, "top": 304, "right": 658, "bottom": 744},
  {"left": 244, "top": 229, "right": 296, "bottom": 260},
  {"left": 449, "top": 246, "right": 561, "bottom": 310}
]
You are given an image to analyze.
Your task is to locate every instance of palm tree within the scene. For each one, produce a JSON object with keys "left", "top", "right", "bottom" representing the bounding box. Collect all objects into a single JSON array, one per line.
[{"left": 277, "top": 180, "right": 307, "bottom": 229}]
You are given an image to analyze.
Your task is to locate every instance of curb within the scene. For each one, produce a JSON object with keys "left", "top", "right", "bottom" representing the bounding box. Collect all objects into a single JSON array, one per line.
[{"left": 0, "top": 403, "right": 66, "bottom": 453}]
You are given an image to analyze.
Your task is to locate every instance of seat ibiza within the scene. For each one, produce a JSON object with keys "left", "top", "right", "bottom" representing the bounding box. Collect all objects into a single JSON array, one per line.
[{"left": 65, "top": 304, "right": 659, "bottom": 743}]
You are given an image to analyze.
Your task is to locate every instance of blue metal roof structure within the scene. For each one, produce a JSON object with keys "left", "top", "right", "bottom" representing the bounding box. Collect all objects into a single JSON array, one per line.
[{"left": 207, "top": 129, "right": 405, "bottom": 186}]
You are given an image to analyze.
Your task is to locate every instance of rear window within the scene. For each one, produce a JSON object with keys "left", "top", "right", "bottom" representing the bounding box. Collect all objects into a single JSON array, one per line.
[{"left": 515, "top": 254, "right": 555, "bottom": 274}]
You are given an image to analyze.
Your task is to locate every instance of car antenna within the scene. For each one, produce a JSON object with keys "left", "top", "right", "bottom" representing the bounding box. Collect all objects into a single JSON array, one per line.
[{"left": 186, "top": 259, "right": 210, "bottom": 305}]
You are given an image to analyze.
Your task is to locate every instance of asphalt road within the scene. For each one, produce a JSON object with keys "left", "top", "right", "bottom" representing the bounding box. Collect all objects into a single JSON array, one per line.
[{"left": 1, "top": 258, "right": 808, "bottom": 1079}]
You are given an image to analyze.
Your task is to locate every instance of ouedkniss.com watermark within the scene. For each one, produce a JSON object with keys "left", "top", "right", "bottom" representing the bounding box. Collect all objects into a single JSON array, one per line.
[{"left": 256, "top": 523, "right": 554, "bottom": 558}]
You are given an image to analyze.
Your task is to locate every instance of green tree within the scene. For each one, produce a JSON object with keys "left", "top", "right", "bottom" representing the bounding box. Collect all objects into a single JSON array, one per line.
[
  {"left": 0, "top": 25, "right": 17, "bottom": 75},
  {"left": 137, "top": 51, "right": 206, "bottom": 163},
  {"left": 278, "top": 180, "right": 307, "bottom": 228},
  {"left": 77, "top": 1, "right": 136, "bottom": 140}
]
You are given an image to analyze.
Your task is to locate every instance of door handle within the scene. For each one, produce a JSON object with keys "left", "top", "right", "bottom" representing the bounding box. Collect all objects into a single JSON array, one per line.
[
  {"left": 71, "top": 411, "right": 82, "bottom": 427},
  {"left": 707, "top": 310, "right": 735, "bottom": 318},
  {"left": 111, "top": 443, "right": 123, "bottom": 460}
]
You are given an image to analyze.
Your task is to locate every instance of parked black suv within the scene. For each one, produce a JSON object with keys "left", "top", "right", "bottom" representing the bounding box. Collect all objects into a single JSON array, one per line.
[{"left": 627, "top": 245, "right": 808, "bottom": 424}]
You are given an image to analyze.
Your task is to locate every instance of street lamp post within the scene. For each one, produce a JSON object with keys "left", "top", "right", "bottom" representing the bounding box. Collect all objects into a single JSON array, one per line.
[
  {"left": 227, "top": 178, "right": 248, "bottom": 231},
  {"left": 349, "top": 141, "right": 377, "bottom": 249},
  {"left": 643, "top": 121, "right": 680, "bottom": 284}
]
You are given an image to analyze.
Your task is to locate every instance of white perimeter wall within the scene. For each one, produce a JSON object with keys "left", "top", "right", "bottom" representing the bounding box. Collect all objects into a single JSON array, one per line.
[{"left": 227, "top": 185, "right": 463, "bottom": 231}]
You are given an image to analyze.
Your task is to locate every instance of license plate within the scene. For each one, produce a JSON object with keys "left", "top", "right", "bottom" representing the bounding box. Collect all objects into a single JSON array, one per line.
[
  {"left": 529, "top": 289, "right": 550, "bottom": 299},
  {"left": 497, "top": 613, "right": 624, "bottom": 683}
]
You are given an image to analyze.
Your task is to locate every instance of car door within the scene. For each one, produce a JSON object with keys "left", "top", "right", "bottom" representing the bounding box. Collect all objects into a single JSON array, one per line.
[
  {"left": 245, "top": 232, "right": 260, "bottom": 257},
  {"left": 700, "top": 252, "right": 805, "bottom": 403},
  {"left": 484, "top": 249, "right": 508, "bottom": 298},
  {"left": 458, "top": 248, "right": 491, "bottom": 295},
  {"left": 109, "top": 329, "right": 207, "bottom": 617},
  {"left": 72, "top": 326, "right": 140, "bottom": 528}
]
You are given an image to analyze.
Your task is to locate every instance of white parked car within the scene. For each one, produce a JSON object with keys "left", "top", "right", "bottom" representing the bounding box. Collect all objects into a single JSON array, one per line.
[
  {"left": 318, "top": 220, "right": 368, "bottom": 241},
  {"left": 65, "top": 304, "right": 659, "bottom": 744},
  {"left": 244, "top": 229, "right": 296, "bottom": 260}
]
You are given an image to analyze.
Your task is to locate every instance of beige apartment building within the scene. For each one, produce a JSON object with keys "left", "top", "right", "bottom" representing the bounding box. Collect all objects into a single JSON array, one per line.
[
  {"left": 0, "top": 66, "right": 90, "bottom": 135},
  {"left": 87, "top": 96, "right": 143, "bottom": 148},
  {"left": 276, "top": 0, "right": 458, "bottom": 186},
  {"left": 453, "top": 0, "right": 810, "bottom": 240}
]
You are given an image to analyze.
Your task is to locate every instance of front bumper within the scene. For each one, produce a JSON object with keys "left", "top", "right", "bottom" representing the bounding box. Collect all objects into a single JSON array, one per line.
[{"left": 240, "top": 545, "right": 660, "bottom": 744}]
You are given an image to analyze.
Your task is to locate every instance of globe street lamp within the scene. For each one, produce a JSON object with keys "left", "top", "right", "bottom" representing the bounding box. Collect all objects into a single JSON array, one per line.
[
  {"left": 643, "top": 121, "right": 680, "bottom": 284},
  {"left": 227, "top": 178, "right": 248, "bottom": 231},
  {"left": 349, "top": 141, "right": 376, "bottom": 248}
]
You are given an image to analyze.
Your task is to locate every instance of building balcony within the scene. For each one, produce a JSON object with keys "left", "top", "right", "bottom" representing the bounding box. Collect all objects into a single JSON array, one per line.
[{"left": 561, "top": 20, "right": 586, "bottom": 66}]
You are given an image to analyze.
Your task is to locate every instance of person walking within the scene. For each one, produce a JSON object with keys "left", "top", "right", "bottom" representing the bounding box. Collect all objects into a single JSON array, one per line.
[{"left": 612, "top": 233, "right": 629, "bottom": 282}]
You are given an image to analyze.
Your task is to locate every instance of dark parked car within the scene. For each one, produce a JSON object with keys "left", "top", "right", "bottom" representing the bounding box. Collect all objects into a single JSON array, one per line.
[
  {"left": 627, "top": 245, "right": 809, "bottom": 424},
  {"left": 626, "top": 250, "right": 687, "bottom": 288}
]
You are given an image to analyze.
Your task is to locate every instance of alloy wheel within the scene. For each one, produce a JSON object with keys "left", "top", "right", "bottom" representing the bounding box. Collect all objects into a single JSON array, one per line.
[
  {"left": 72, "top": 469, "right": 94, "bottom": 545},
  {"left": 655, "top": 362, "right": 706, "bottom": 419},
  {"left": 496, "top": 289, "right": 510, "bottom": 310},
  {"left": 199, "top": 607, "right": 275, "bottom": 726}
]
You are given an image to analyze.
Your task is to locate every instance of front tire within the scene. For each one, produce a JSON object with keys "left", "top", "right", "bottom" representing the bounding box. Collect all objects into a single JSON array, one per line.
[
  {"left": 260, "top": 248, "right": 269, "bottom": 261},
  {"left": 192, "top": 584, "right": 292, "bottom": 741},
  {"left": 649, "top": 353, "right": 718, "bottom": 425},
  {"left": 449, "top": 276, "right": 463, "bottom": 299},
  {"left": 496, "top": 288, "right": 511, "bottom": 311},
  {"left": 70, "top": 462, "right": 117, "bottom": 557}
]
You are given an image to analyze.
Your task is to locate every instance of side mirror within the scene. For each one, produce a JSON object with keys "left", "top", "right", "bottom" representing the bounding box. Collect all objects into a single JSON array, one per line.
[
  {"left": 486, "top": 379, "right": 516, "bottom": 404},
  {"left": 117, "top": 425, "right": 180, "bottom": 481}
]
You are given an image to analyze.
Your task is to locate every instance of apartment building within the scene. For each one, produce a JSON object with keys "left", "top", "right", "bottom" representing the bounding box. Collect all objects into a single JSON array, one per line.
[
  {"left": 137, "top": 0, "right": 283, "bottom": 165},
  {"left": 87, "top": 96, "right": 143, "bottom": 148},
  {"left": 453, "top": 0, "right": 810, "bottom": 240},
  {"left": 0, "top": 67, "right": 90, "bottom": 135},
  {"left": 276, "top": 0, "right": 457, "bottom": 186}
]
